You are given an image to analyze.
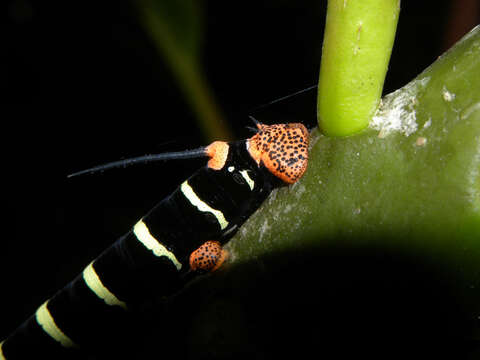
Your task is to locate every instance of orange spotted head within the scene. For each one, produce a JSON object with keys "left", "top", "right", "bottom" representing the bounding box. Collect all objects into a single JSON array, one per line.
[
  {"left": 189, "top": 241, "right": 228, "bottom": 272},
  {"left": 247, "top": 123, "right": 309, "bottom": 184}
]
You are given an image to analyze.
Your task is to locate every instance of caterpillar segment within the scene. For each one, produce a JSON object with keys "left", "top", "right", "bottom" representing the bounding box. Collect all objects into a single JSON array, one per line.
[{"left": 1, "top": 121, "right": 310, "bottom": 359}]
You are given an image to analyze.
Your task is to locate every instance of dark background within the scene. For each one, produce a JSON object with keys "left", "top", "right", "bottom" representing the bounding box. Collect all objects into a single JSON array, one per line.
[{"left": 4, "top": 0, "right": 479, "bottom": 357}]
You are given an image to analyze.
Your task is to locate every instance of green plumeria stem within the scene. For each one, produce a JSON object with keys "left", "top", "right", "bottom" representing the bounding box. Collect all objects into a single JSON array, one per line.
[
  {"left": 318, "top": 0, "right": 400, "bottom": 136},
  {"left": 227, "top": 25, "right": 480, "bottom": 330}
]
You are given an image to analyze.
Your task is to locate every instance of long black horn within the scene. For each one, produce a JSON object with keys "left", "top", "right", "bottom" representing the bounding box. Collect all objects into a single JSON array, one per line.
[{"left": 67, "top": 147, "right": 208, "bottom": 178}]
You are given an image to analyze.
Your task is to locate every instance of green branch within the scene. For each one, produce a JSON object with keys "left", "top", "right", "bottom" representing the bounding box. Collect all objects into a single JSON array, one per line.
[
  {"left": 224, "top": 24, "right": 480, "bottom": 330},
  {"left": 317, "top": 0, "right": 400, "bottom": 136}
]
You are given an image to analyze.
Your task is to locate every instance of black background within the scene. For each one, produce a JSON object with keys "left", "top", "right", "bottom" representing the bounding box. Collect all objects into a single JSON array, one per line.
[{"left": 4, "top": 0, "right": 479, "bottom": 357}]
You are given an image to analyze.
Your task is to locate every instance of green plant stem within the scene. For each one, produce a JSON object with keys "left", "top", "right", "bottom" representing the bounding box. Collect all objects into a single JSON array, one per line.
[
  {"left": 228, "top": 24, "right": 480, "bottom": 328},
  {"left": 317, "top": 0, "right": 400, "bottom": 136},
  {"left": 138, "top": 1, "right": 232, "bottom": 141}
]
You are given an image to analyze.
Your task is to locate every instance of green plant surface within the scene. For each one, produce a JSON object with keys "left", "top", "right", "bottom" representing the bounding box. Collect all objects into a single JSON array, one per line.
[
  {"left": 317, "top": 0, "right": 400, "bottom": 136},
  {"left": 137, "top": 0, "right": 232, "bottom": 141},
  {"left": 225, "top": 23, "right": 479, "bottom": 324}
]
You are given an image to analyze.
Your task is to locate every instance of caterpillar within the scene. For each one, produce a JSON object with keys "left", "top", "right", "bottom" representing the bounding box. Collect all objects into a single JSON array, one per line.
[{"left": 1, "top": 120, "right": 309, "bottom": 359}]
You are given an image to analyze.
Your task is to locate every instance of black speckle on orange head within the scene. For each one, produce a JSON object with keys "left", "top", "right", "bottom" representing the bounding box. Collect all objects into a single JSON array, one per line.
[
  {"left": 247, "top": 123, "right": 309, "bottom": 184},
  {"left": 189, "top": 240, "right": 228, "bottom": 272}
]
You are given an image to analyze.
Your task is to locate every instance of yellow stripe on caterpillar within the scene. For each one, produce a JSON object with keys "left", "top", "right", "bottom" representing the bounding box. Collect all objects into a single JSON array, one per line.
[
  {"left": 0, "top": 340, "right": 6, "bottom": 360},
  {"left": 180, "top": 181, "right": 229, "bottom": 230},
  {"left": 83, "top": 262, "right": 127, "bottom": 309},
  {"left": 133, "top": 221, "right": 182, "bottom": 270},
  {"left": 35, "top": 301, "right": 77, "bottom": 348}
]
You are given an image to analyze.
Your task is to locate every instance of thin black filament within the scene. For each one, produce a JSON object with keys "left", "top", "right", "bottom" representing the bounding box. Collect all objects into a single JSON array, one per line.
[{"left": 67, "top": 147, "right": 208, "bottom": 178}]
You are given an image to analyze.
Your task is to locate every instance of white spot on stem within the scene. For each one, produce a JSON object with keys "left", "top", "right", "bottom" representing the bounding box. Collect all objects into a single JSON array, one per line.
[{"left": 370, "top": 77, "right": 430, "bottom": 137}]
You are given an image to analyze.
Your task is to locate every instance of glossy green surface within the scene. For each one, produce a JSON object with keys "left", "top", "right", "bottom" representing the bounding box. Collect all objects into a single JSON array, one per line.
[
  {"left": 229, "top": 25, "right": 479, "bottom": 319},
  {"left": 317, "top": 0, "right": 400, "bottom": 136}
]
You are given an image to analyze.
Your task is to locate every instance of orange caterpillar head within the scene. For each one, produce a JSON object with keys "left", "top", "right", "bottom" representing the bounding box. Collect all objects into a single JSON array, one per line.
[
  {"left": 189, "top": 241, "right": 228, "bottom": 272},
  {"left": 247, "top": 123, "right": 309, "bottom": 184}
]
